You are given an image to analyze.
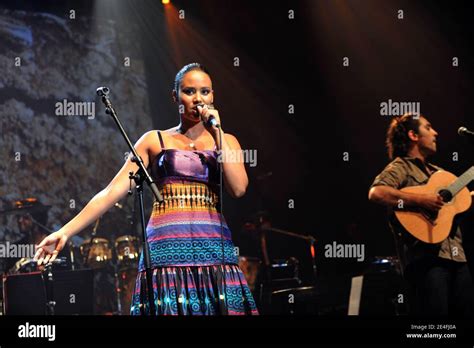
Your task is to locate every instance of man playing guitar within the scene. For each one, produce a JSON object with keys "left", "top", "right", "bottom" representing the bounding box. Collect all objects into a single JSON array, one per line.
[{"left": 368, "top": 113, "right": 474, "bottom": 316}]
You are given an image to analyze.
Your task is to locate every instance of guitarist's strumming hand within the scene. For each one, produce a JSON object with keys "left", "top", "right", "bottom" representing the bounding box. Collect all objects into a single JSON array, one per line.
[{"left": 415, "top": 193, "right": 444, "bottom": 212}]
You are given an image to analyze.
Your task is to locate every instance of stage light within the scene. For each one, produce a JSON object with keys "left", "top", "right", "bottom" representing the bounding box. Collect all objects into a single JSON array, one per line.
[{"left": 162, "top": 0, "right": 170, "bottom": 4}]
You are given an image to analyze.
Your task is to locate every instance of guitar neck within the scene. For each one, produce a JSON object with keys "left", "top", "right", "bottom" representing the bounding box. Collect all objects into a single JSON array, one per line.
[{"left": 448, "top": 166, "right": 474, "bottom": 196}]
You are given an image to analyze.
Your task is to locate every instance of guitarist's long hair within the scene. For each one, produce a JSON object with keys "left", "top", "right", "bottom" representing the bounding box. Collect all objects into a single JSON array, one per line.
[{"left": 386, "top": 113, "right": 421, "bottom": 160}]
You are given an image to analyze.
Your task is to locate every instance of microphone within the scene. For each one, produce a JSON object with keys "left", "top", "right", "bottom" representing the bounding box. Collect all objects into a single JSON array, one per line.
[
  {"left": 207, "top": 116, "right": 220, "bottom": 128},
  {"left": 196, "top": 104, "right": 220, "bottom": 128},
  {"left": 96, "top": 86, "right": 109, "bottom": 97},
  {"left": 458, "top": 127, "right": 474, "bottom": 137}
]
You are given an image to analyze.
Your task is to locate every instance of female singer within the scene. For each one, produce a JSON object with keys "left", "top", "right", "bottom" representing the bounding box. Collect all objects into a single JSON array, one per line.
[{"left": 35, "top": 63, "right": 259, "bottom": 315}]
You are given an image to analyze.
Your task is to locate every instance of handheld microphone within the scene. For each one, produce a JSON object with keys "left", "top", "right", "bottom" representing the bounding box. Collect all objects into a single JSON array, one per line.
[
  {"left": 458, "top": 127, "right": 474, "bottom": 137},
  {"left": 196, "top": 104, "right": 220, "bottom": 128},
  {"left": 206, "top": 116, "right": 220, "bottom": 128}
]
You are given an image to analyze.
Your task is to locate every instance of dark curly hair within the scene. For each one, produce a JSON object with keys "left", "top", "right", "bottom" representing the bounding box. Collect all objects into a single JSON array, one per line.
[
  {"left": 386, "top": 113, "right": 422, "bottom": 160},
  {"left": 173, "top": 63, "right": 211, "bottom": 98}
]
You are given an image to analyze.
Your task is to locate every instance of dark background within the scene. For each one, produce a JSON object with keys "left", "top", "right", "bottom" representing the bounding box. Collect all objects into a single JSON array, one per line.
[{"left": 1, "top": 0, "right": 474, "bottom": 287}]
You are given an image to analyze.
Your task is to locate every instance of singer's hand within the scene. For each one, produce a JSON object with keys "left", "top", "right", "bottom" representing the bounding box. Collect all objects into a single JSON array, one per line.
[
  {"left": 197, "top": 104, "right": 221, "bottom": 136},
  {"left": 34, "top": 230, "right": 69, "bottom": 266}
]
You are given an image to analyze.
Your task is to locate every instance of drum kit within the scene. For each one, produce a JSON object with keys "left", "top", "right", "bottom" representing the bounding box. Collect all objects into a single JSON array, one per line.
[
  {"left": 76, "top": 234, "right": 140, "bottom": 315},
  {"left": 6, "top": 232, "right": 141, "bottom": 315},
  {"left": 0, "top": 199, "right": 141, "bottom": 315},
  {"left": 75, "top": 235, "right": 140, "bottom": 270}
]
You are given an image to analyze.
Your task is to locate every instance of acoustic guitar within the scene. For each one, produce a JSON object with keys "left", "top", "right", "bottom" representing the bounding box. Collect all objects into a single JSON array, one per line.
[{"left": 394, "top": 166, "right": 474, "bottom": 243}]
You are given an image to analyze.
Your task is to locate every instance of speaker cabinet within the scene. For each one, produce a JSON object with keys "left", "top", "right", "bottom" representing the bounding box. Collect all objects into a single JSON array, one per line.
[{"left": 3, "top": 269, "right": 94, "bottom": 315}]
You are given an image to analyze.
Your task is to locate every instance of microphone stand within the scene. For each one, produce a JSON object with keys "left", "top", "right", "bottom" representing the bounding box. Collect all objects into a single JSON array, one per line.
[
  {"left": 42, "top": 263, "right": 56, "bottom": 315},
  {"left": 97, "top": 87, "right": 163, "bottom": 316},
  {"left": 200, "top": 104, "right": 228, "bottom": 314}
]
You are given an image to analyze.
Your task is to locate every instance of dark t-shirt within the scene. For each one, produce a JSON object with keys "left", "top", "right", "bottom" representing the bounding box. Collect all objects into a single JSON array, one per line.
[{"left": 370, "top": 156, "right": 466, "bottom": 270}]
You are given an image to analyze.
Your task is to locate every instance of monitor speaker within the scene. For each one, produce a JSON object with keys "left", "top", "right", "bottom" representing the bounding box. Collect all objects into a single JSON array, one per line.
[{"left": 2, "top": 269, "right": 94, "bottom": 315}]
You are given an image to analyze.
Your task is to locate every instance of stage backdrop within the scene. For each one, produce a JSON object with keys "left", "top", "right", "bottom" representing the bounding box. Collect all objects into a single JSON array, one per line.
[{"left": 0, "top": 9, "right": 153, "bottom": 257}]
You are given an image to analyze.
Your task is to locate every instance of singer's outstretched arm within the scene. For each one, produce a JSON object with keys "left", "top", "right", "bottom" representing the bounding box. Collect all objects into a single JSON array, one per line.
[{"left": 35, "top": 131, "right": 157, "bottom": 264}]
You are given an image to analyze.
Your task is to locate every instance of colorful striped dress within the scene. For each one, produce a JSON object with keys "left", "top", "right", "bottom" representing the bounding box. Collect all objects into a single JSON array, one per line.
[{"left": 130, "top": 131, "right": 259, "bottom": 315}]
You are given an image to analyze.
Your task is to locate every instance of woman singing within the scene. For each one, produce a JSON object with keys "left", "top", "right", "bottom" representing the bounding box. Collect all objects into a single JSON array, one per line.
[{"left": 35, "top": 63, "right": 259, "bottom": 315}]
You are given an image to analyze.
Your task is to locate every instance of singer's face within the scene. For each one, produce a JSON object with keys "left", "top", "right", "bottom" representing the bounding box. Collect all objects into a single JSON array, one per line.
[
  {"left": 176, "top": 70, "right": 214, "bottom": 122},
  {"left": 416, "top": 117, "right": 438, "bottom": 155}
]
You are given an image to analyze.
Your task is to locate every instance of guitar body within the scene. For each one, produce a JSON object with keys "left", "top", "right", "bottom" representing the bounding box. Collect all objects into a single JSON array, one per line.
[{"left": 395, "top": 170, "right": 472, "bottom": 244}]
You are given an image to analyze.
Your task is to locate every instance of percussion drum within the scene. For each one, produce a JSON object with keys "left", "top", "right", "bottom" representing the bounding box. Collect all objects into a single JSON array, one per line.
[
  {"left": 115, "top": 235, "right": 139, "bottom": 270},
  {"left": 80, "top": 238, "right": 112, "bottom": 269}
]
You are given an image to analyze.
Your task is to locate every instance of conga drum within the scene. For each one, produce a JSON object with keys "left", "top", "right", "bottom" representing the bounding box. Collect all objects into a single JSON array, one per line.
[
  {"left": 80, "top": 238, "right": 112, "bottom": 269},
  {"left": 115, "top": 235, "right": 139, "bottom": 270},
  {"left": 114, "top": 235, "right": 140, "bottom": 314}
]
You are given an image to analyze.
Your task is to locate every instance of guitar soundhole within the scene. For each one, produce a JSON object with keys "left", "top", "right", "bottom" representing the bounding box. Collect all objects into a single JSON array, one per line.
[{"left": 438, "top": 189, "right": 453, "bottom": 203}]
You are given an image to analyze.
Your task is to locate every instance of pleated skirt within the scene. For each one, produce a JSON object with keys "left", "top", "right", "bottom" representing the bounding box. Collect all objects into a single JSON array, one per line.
[{"left": 130, "top": 264, "right": 259, "bottom": 315}]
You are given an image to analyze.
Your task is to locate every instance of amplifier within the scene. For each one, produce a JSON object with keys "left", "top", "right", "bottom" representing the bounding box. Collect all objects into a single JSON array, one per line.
[{"left": 2, "top": 269, "right": 94, "bottom": 315}]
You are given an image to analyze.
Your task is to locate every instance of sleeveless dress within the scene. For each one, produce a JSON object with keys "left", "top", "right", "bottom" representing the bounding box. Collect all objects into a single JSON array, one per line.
[{"left": 130, "top": 131, "right": 259, "bottom": 315}]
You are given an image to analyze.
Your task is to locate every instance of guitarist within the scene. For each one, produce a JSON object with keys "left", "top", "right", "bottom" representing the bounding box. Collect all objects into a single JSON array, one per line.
[{"left": 368, "top": 113, "right": 474, "bottom": 316}]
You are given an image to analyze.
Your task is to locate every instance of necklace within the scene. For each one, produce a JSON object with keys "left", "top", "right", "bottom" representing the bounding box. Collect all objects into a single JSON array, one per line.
[{"left": 176, "top": 126, "right": 197, "bottom": 149}]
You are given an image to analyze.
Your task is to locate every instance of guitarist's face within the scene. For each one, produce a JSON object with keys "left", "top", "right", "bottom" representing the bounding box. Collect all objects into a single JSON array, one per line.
[{"left": 413, "top": 117, "right": 438, "bottom": 156}]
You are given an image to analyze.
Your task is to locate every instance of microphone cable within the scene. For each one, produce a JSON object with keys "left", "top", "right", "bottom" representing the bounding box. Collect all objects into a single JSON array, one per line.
[
  {"left": 216, "top": 117, "right": 228, "bottom": 315},
  {"left": 197, "top": 103, "right": 228, "bottom": 314}
]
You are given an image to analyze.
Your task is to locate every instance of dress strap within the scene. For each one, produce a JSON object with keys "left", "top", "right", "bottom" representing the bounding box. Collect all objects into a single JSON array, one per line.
[{"left": 157, "top": 130, "right": 165, "bottom": 149}]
